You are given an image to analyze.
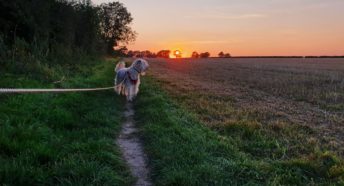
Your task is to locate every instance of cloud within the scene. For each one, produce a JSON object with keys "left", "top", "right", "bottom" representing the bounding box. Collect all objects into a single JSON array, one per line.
[{"left": 185, "top": 13, "right": 267, "bottom": 20}]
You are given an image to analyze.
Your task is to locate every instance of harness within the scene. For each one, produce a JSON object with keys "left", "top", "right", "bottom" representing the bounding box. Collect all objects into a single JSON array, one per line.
[
  {"left": 127, "top": 71, "right": 139, "bottom": 85},
  {"left": 133, "top": 66, "right": 141, "bottom": 74}
]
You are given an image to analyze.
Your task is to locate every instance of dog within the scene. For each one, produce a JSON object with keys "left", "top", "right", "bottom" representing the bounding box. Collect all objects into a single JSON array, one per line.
[{"left": 114, "top": 59, "right": 149, "bottom": 101}]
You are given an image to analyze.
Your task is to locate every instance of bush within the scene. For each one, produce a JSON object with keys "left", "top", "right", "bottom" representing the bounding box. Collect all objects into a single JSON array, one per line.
[{"left": 0, "top": 35, "right": 8, "bottom": 64}]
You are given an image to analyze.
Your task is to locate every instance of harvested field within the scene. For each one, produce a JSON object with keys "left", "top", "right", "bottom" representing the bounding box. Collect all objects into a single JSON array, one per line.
[{"left": 146, "top": 58, "right": 344, "bottom": 157}]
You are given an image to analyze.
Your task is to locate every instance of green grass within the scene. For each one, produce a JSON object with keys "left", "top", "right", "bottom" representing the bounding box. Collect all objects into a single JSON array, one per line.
[
  {"left": 135, "top": 78, "right": 344, "bottom": 185},
  {"left": 0, "top": 60, "right": 133, "bottom": 185}
]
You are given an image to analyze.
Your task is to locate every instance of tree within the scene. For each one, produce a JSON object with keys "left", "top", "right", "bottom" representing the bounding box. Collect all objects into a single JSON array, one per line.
[
  {"left": 126, "top": 50, "right": 135, "bottom": 57},
  {"left": 132, "top": 51, "right": 142, "bottom": 57},
  {"left": 73, "top": 2, "right": 101, "bottom": 54},
  {"left": 113, "top": 46, "right": 128, "bottom": 57},
  {"left": 157, "top": 50, "right": 170, "bottom": 58},
  {"left": 126, "top": 50, "right": 157, "bottom": 58},
  {"left": 0, "top": 0, "right": 136, "bottom": 65},
  {"left": 218, "top": 51, "right": 224, "bottom": 58},
  {"left": 224, "top": 53, "right": 231, "bottom": 58},
  {"left": 99, "top": 2, "right": 136, "bottom": 54},
  {"left": 200, "top": 52, "right": 210, "bottom": 58},
  {"left": 191, "top": 51, "right": 199, "bottom": 58},
  {"left": 143, "top": 50, "right": 157, "bottom": 58}
]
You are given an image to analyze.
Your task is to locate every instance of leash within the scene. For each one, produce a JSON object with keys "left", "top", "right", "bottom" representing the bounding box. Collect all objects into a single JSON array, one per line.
[
  {"left": 0, "top": 76, "right": 129, "bottom": 94},
  {"left": 0, "top": 66, "right": 133, "bottom": 95},
  {"left": 0, "top": 87, "right": 116, "bottom": 94}
]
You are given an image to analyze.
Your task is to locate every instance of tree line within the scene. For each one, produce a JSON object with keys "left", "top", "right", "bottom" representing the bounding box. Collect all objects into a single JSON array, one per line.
[
  {"left": 120, "top": 50, "right": 232, "bottom": 58},
  {"left": 0, "top": 0, "right": 135, "bottom": 65}
]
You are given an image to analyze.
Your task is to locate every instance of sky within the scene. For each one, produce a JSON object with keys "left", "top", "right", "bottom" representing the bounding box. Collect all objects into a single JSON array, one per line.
[{"left": 93, "top": 0, "right": 344, "bottom": 57}]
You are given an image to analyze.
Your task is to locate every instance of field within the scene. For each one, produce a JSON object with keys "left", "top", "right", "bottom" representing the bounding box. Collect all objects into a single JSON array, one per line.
[
  {"left": 133, "top": 57, "right": 344, "bottom": 185},
  {"left": 147, "top": 58, "right": 344, "bottom": 155}
]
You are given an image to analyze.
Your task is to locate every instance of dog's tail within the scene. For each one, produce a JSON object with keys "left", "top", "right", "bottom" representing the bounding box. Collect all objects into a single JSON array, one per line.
[{"left": 115, "top": 62, "right": 126, "bottom": 73}]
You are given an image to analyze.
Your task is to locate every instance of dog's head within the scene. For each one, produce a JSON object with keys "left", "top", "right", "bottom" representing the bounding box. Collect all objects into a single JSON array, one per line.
[{"left": 132, "top": 59, "right": 149, "bottom": 75}]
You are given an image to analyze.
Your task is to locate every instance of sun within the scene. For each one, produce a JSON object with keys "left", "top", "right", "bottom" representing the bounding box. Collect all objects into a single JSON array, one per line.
[{"left": 173, "top": 50, "right": 182, "bottom": 58}]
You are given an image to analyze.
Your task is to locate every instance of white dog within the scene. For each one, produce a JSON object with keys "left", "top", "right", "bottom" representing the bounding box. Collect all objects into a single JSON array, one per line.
[{"left": 114, "top": 59, "right": 149, "bottom": 101}]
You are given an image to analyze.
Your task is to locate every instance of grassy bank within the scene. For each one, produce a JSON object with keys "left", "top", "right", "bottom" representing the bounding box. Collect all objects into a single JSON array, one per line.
[
  {"left": 0, "top": 60, "right": 133, "bottom": 185},
  {"left": 135, "top": 77, "right": 344, "bottom": 185}
]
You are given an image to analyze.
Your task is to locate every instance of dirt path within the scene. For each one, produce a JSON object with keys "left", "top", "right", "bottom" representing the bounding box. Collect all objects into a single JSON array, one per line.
[{"left": 116, "top": 103, "right": 151, "bottom": 186}]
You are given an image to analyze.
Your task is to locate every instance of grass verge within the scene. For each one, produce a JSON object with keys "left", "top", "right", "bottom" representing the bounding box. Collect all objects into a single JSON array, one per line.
[
  {"left": 0, "top": 60, "right": 133, "bottom": 185},
  {"left": 135, "top": 77, "right": 344, "bottom": 185}
]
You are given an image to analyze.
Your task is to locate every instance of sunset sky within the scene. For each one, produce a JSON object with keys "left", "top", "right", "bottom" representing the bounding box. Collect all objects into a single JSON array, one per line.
[{"left": 94, "top": 0, "right": 344, "bottom": 57}]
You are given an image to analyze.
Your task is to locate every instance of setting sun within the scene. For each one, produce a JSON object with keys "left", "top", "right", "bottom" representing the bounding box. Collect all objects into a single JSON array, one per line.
[
  {"left": 169, "top": 49, "right": 184, "bottom": 58},
  {"left": 173, "top": 50, "right": 182, "bottom": 58}
]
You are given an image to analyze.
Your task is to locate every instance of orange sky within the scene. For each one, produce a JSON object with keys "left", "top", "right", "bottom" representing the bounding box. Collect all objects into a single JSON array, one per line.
[{"left": 94, "top": 0, "right": 344, "bottom": 57}]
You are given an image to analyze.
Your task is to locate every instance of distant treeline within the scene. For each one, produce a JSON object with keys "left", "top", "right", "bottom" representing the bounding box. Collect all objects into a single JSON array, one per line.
[
  {"left": 121, "top": 50, "right": 170, "bottom": 58},
  {"left": 0, "top": 0, "right": 135, "bottom": 66},
  {"left": 122, "top": 50, "right": 344, "bottom": 59},
  {"left": 231, "top": 56, "right": 344, "bottom": 58},
  {"left": 121, "top": 50, "right": 223, "bottom": 58}
]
